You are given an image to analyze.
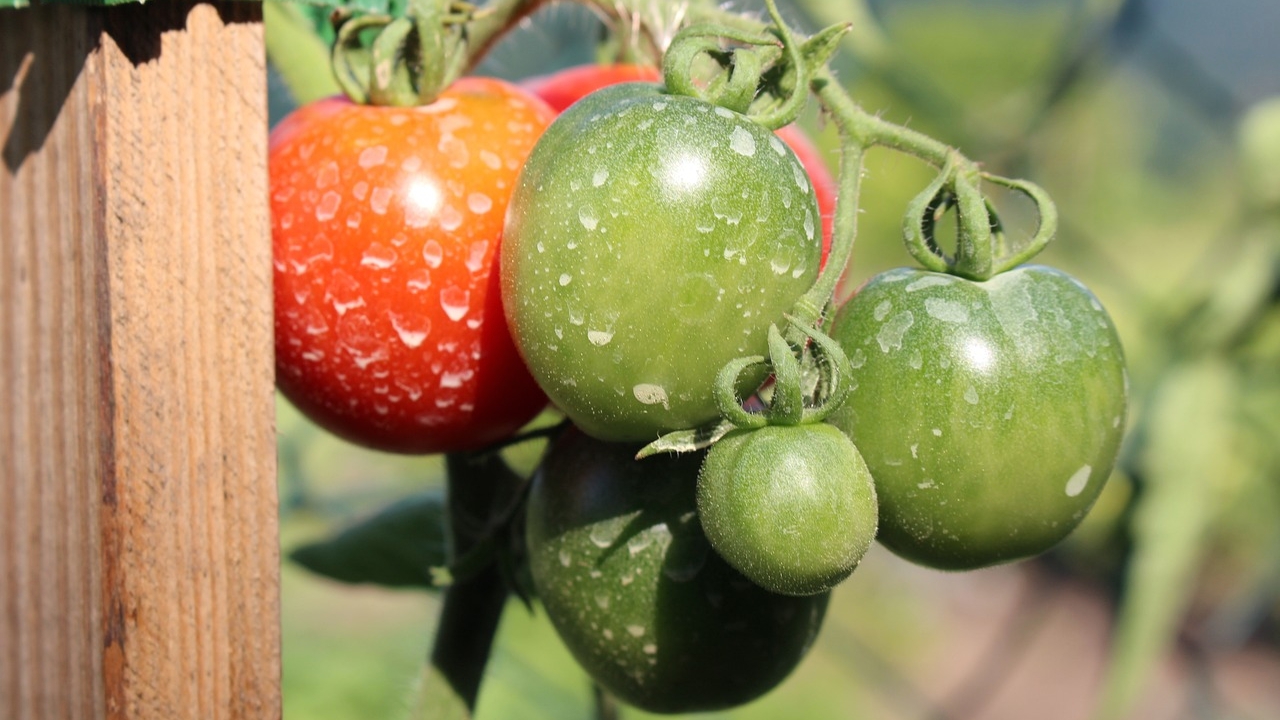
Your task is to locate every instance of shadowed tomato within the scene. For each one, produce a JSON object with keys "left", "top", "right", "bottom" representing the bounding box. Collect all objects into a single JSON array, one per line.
[
  {"left": 522, "top": 64, "right": 836, "bottom": 264},
  {"left": 270, "top": 77, "right": 555, "bottom": 454}
]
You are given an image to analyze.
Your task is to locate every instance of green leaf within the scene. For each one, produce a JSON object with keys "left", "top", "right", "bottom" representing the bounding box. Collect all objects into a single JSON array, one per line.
[
  {"left": 1096, "top": 360, "right": 1238, "bottom": 720},
  {"left": 290, "top": 490, "right": 449, "bottom": 589},
  {"left": 635, "top": 418, "right": 738, "bottom": 459}
]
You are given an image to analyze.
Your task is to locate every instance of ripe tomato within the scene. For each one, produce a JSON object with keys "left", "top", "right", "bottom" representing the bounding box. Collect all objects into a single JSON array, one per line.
[
  {"left": 502, "top": 82, "right": 823, "bottom": 441},
  {"left": 526, "top": 428, "right": 829, "bottom": 713},
  {"left": 828, "top": 266, "right": 1128, "bottom": 570},
  {"left": 697, "top": 423, "right": 878, "bottom": 596},
  {"left": 271, "top": 78, "right": 555, "bottom": 454},
  {"left": 522, "top": 64, "right": 836, "bottom": 262}
]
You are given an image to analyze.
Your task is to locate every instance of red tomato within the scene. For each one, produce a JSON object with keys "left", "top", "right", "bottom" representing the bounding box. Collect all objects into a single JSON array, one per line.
[
  {"left": 270, "top": 77, "right": 555, "bottom": 454},
  {"left": 522, "top": 64, "right": 837, "bottom": 263}
]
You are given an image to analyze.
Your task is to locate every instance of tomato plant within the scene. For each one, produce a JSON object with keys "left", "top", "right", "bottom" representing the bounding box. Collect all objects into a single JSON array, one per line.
[
  {"left": 501, "top": 82, "right": 823, "bottom": 441},
  {"left": 271, "top": 77, "right": 555, "bottom": 453},
  {"left": 827, "top": 266, "right": 1128, "bottom": 570},
  {"left": 522, "top": 63, "right": 837, "bottom": 261},
  {"left": 525, "top": 428, "right": 830, "bottom": 714}
]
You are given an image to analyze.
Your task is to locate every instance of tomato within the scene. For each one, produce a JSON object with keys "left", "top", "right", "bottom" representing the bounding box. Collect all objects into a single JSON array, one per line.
[
  {"left": 526, "top": 428, "right": 829, "bottom": 713},
  {"left": 697, "top": 423, "right": 878, "bottom": 596},
  {"left": 522, "top": 64, "right": 836, "bottom": 262},
  {"left": 502, "top": 82, "right": 823, "bottom": 441},
  {"left": 271, "top": 78, "right": 555, "bottom": 454},
  {"left": 827, "top": 266, "right": 1128, "bottom": 570}
]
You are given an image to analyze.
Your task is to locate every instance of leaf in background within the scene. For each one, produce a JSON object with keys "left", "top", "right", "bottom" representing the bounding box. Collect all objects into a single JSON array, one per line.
[
  {"left": 1096, "top": 360, "right": 1238, "bottom": 720},
  {"left": 290, "top": 490, "right": 449, "bottom": 589}
]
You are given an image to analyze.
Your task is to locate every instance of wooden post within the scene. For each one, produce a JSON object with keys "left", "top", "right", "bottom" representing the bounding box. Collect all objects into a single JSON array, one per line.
[{"left": 0, "top": 3, "right": 280, "bottom": 719}]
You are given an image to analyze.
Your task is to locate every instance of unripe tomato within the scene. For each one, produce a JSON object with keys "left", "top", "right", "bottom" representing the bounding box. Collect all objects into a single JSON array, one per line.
[
  {"left": 828, "top": 266, "right": 1128, "bottom": 570},
  {"left": 526, "top": 428, "right": 829, "bottom": 713},
  {"left": 271, "top": 78, "right": 555, "bottom": 453},
  {"left": 697, "top": 423, "right": 878, "bottom": 596},
  {"left": 502, "top": 82, "right": 822, "bottom": 441},
  {"left": 522, "top": 64, "right": 836, "bottom": 261}
]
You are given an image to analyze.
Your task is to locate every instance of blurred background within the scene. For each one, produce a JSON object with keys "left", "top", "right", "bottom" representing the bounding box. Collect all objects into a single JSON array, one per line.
[{"left": 267, "top": 0, "right": 1280, "bottom": 717}]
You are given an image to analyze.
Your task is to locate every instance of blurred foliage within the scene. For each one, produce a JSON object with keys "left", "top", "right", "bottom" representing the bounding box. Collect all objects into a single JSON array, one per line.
[{"left": 270, "top": 0, "right": 1280, "bottom": 718}]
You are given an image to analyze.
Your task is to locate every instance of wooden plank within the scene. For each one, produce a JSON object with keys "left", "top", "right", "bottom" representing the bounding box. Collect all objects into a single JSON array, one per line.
[{"left": 0, "top": 3, "right": 280, "bottom": 719}]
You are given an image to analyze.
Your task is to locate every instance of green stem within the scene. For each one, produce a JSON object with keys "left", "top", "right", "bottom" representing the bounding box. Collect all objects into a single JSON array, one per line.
[
  {"left": 416, "top": 454, "right": 517, "bottom": 717},
  {"left": 792, "top": 69, "right": 867, "bottom": 328}
]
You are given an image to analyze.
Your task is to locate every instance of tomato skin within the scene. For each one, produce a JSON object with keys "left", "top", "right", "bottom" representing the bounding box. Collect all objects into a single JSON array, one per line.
[
  {"left": 502, "top": 82, "right": 822, "bottom": 442},
  {"left": 271, "top": 78, "right": 555, "bottom": 454},
  {"left": 522, "top": 64, "right": 836, "bottom": 261},
  {"left": 526, "top": 429, "right": 829, "bottom": 713},
  {"left": 827, "top": 266, "right": 1128, "bottom": 570},
  {"left": 697, "top": 423, "right": 878, "bottom": 596}
]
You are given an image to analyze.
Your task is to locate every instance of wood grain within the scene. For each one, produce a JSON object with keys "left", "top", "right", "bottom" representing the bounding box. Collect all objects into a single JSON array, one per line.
[{"left": 1, "top": 3, "right": 280, "bottom": 719}]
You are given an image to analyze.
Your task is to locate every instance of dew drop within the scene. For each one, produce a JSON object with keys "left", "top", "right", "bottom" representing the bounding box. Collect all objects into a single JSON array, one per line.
[
  {"left": 467, "top": 192, "right": 492, "bottom": 214},
  {"left": 964, "top": 385, "right": 979, "bottom": 404},
  {"left": 315, "top": 191, "right": 341, "bottom": 222},
  {"left": 729, "top": 126, "right": 756, "bottom": 157},
  {"left": 358, "top": 145, "right": 388, "bottom": 168},
  {"left": 422, "top": 240, "right": 444, "bottom": 268},
  {"left": 588, "top": 329, "right": 614, "bottom": 346},
  {"left": 633, "top": 383, "right": 670, "bottom": 409},
  {"left": 370, "top": 187, "right": 393, "bottom": 215},
  {"left": 579, "top": 206, "right": 599, "bottom": 231},
  {"left": 559, "top": 273, "right": 573, "bottom": 286},
  {"left": 440, "top": 286, "right": 470, "bottom": 321},
  {"left": 360, "top": 242, "right": 397, "bottom": 270},
  {"left": 465, "top": 240, "right": 489, "bottom": 273},
  {"left": 1065, "top": 465, "right": 1092, "bottom": 497},
  {"left": 438, "top": 204, "right": 463, "bottom": 231},
  {"left": 389, "top": 311, "right": 430, "bottom": 348},
  {"left": 593, "top": 168, "right": 609, "bottom": 187}
]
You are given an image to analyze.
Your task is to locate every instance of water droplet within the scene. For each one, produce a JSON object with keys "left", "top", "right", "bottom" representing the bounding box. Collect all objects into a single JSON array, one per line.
[
  {"left": 932, "top": 428, "right": 942, "bottom": 437},
  {"left": 593, "top": 168, "right": 609, "bottom": 187},
  {"left": 626, "top": 625, "right": 646, "bottom": 638},
  {"left": 315, "top": 161, "right": 340, "bottom": 189},
  {"left": 358, "top": 145, "right": 387, "bottom": 168},
  {"left": 876, "top": 311, "right": 914, "bottom": 353},
  {"left": 1065, "top": 465, "right": 1092, "bottom": 497},
  {"left": 589, "top": 523, "right": 618, "bottom": 549},
  {"left": 588, "top": 329, "right": 614, "bottom": 346},
  {"left": 559, "top": 550, "right": 571, "bottom": 567},
  {"left": 906, "top": 275, "right": 955, "bottom": 293},
  {"left": 633, "top": 384, "right": 669, "bottom": 409},
  {"left": 964, "top": 386, "right": 979, "bottom": 404},
  {"left": 407, "top": 269, "right": 431, "bottom": 293},
  {"left": 729, "top": 126, "right": 756, "bottom": 156},
  {"left": 568, "top": 308, "right": 584, "bottom": 326},
  {"left": 579, "top": 206, "right": 599, "bottom": 231},
  {"left": 467, "top": 192, "right": 492, "bottom": 214},
  {"left": 874, "top": 300, "right": 892, "bottom": 322},
  {"left": 325, "top": 270, "right": 365, "bottom": 316},
  {"left": 422, "top": 240, "right": 444, "bottom": 268},
  {"left": 440, "top": 286, "right": 470, "bottom": 321},
  {"left": 370, "top": 187, "right": 393, "bottom": 215},
  {"left": 925, "top": 297, "right": 969, "bottom": 324},
  {"left": 768, "top": 135, "right": 786, "bottom": 156},
  {"left": 315, "top": 191, "right": 341, "bottom": 222},
  {"left": 390, "top": 311, "right": 430, "bottom": 348},
  {"left": 595, "top": 594, "right": 610, "bottom": 610},
  {"left": 440, "top": 370, "right": 473, "bottom": 388},
  {"left": 559, "top": 273, "right": 573, "bottom": 286},
  {"left": 465, "top": 241, "right": 489, "bottom": 273},
  {"left": 849, "top": 348, "right": 866, "bottom": 369},
  {"left": 643, "top": 644, "right": 657, "bottom": 655},
  {"left": 437, "top": 204, "right": 463, "bottom": 231},
  {"left": 360, "top": 242, "right": 397, "bottom": 270}
]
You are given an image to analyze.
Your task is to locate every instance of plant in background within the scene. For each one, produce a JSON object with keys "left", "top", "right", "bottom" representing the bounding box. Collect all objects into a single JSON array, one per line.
[{"left": 268, "top": 0, "right": 1137, "bottom": 716}]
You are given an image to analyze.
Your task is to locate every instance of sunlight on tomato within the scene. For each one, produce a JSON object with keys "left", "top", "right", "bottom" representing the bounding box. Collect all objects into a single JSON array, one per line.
[{"left": 271, "top": 78, "right": 555, "bottom": 454}]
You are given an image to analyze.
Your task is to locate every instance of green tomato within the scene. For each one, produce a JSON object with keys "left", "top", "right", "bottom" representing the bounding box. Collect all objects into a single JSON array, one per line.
[
  {"left": 697, "top": 423, "right": 878, "bottom": 596},
  {"left": 526, "top": 429, "right": 829, "bottom": 714},
  {"left": 502, "top": 83, "right": 822, "bottom": 442},
  {"left": 828, "top": 265, "right": 1128, "bottom": 570}
]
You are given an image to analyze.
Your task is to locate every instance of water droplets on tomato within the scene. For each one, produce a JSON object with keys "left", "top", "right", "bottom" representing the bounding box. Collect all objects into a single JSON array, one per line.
[
  {"left": 360, "top": 242, "right": 397, "bottom": 270},
  {"left": 468, "top": 192, "right": 493, "bottom": 214},
  {"left": 422, "top": 240, "right": 444, "bottom": 268},
  {"left": 1065, "top": 465, "right": 1092, "bottom": 497},
  {"left": 440, "top": 286, "right": 470, "bottom": 321},
  {"left": 370, "top": 187, "right": 393, "bottom": 215},
  {"left": 729, "top": 126, "right": 756, "bottom": 157},
  {"left": 465, "top": 240, "right": 490, "bottom": 273},
  {"left": 358, "top": 145, "right": 388, "bottom": 168},
  {"left": 316, "top": 191, "right": 341, "bottom": 222}
]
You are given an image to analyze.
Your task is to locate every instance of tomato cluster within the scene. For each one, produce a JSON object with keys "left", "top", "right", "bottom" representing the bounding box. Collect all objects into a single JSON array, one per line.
[{"left": 272, "top": 52, "right": 1127, "bottom": 714}]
